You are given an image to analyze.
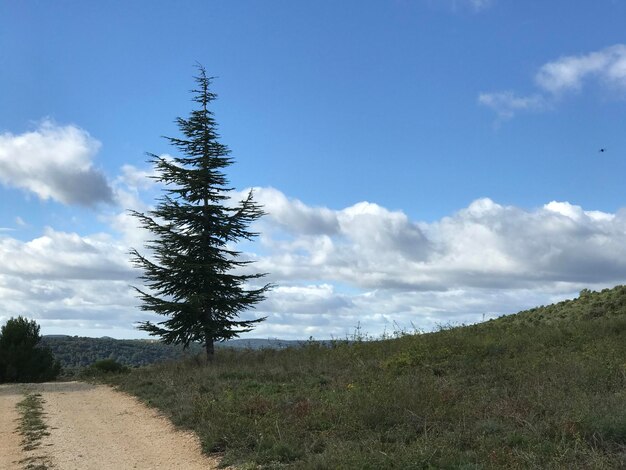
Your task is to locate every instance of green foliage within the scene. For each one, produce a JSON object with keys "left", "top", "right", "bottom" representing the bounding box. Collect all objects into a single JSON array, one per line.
[
  {"left": 101, "top": 286, "right": 626, "bottom": 468},
  {"left": 42, "top": 336, "right": 307, "bottom": 376},
  {"left": 0, "top": 317, "right": 61, "bottom": 383},
  {"left": 85, "top": 358, "right": 129, "bottom": 374},
  {"left": 41, "top": 335, "right": 203, "bottom": 372},
  {"left": 130, "top": 66, "right": 270, "bottom": 359}
]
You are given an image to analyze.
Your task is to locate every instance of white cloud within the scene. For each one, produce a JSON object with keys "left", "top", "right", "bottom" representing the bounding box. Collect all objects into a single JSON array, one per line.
[
  {"left": 117, "top": 164, "right": 159, "bottom": 191},
  {"left": 254, "top": 187, "right": 339, "bottom": 235},
  {"left": 250, "top": 283, "right": 579, "bottom": 340},
  {"left": 0, "top": 275, "right": 143, "bottom": 338},
  {"left": 0, "top": 120, "right": 113, "bottom": 206},
  {"left": 0, "top": 227, "right": 141, "bottom": 337},
  {"left": 467, "top": 0, "right": 491, "bottom": 10},
  {"left": 252, "top": 188, "right": 626, "bottom": 293},
  {"left": 433, "top": 0, "right": 494, "bottom": 12},
  {"left": 3, "top": 186, "right": 626, "bottom": 340},
  {"left": 240, "top": 190, "right": 626, "bottom": 337},
  {"left": 535, "top": 44, "right": 626, "bottom": 95},
  {"left": 263, "top": 284, "right": 353, "bottom": 316},
  {"left": 0, "top": 227, "right": 132, "bottom": 281},
  {"left": 105, "top": 164, "right": 161, "bottom": 248},
  {"left": 480, "top": 44, "right": 626, "bottom": 119},
  {"left": 478, "top": 92, "right": 545, "bottom": 119}
]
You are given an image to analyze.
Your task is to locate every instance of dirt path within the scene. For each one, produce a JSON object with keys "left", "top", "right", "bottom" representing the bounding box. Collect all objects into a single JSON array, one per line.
[
  {"left": 0, "top": 384, "right": 25, "bottom": 469},
  {"left": 0, "top": 382, "right": 222, "bottom": 470}
]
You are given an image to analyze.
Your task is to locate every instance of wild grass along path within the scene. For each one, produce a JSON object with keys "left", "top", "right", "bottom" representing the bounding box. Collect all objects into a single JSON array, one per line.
[{"left": 0, "top": 381, "right": 221, "bottom": 469}]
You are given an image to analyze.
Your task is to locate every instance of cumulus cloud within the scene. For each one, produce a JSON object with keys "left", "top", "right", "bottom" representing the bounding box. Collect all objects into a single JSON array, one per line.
[
  {"left": 0, "top": 274, "right": 144, "bottom": 338},
  {"left": 0, "top": 120, "right": 113, "bottom": 206},
  {"left": 535, "top": 44, "right": 626, "bottom": 95},
  {"left": 480, "top": 44, "right": 626, "bottom": 119},
  {"left": 254, "top": 190, "right": 626, "bottom": 293},
  {"left": 0, "top": 227, "right": 141, "bottom": 337},
  {"left": 238, "top": 190, "right": 626, "bottom": 337},
  {"left": 250, "top": 283, "right": 579, "bottom": 340},
  {"left": 254, "top": 187, "right": 339, "bottom": 236},
  {"left": 0, "top": 227, "right": 132, "bottom": 281},
  {"left": 262, "top": 284, "right": 354, "bottom": 316},
  {"left": 3, "top": 185, "right": 626, "bottom": 339},
  {"left": 105, "top": 163, "right": 162, "bottom": 248}
]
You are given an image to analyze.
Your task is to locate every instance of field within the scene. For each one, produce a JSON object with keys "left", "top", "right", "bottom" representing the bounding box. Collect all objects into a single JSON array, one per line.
[{"left": 101, "top": 286, "right": 626, "bottom": 469}]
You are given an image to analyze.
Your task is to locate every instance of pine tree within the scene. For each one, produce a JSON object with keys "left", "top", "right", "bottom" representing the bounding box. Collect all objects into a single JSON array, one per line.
[
  {"left": 0, "top": 316, "right": 61, "bottom": 383},
  {"left": 130, "top": 67, "right": 271, "bottom": 360}
]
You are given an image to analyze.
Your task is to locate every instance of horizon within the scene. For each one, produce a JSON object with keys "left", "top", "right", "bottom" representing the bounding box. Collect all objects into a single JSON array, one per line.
[{"left": 1, "top": 1, "right": 626, "bottom": 340}]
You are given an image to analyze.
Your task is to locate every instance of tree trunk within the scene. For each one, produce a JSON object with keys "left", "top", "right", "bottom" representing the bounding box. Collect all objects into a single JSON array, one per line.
[{"left": 205, "top": 337, "right": 215, "bottom": 362}]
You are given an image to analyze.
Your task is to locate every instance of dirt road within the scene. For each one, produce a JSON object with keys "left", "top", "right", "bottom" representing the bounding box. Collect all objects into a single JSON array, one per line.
[
  {"left": 0, "top": 384, "right": 23, "bottom": 469},
  {"left": 0, "top": 382, "right": 221, "bottom": 470}
]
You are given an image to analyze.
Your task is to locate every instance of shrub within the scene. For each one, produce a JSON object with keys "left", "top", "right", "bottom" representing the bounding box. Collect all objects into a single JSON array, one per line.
[{"left": 84, "top": 358, "right": 129, "bottom": 375}]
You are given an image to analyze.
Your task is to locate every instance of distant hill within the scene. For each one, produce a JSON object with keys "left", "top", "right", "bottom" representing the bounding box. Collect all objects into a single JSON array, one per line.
[
  {"left": 41, "top": 335, "right": 316, "bottom": 370},
  {"left": 41, "top": 336, "right": 197, "bottom": 370},
  {"left": 222, "top": 338, "right": 316, "bottom": 349}
]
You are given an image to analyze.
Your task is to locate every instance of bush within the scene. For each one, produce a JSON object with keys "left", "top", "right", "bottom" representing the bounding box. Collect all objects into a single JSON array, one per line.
[
  {"left": 0, "top": 316, "right": 61, "bottom": 383},
  {"left": 83, "top": 358, "right": 129, "bottom": 375}
]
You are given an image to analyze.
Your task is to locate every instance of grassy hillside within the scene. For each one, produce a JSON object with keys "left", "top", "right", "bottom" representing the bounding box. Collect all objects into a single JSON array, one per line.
[{"left": 101, "top": 286, "right": 626, "bottom": 469}]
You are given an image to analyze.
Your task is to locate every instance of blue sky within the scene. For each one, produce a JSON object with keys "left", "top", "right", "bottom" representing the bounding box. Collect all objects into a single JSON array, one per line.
[{"left": 1, "top": 1, "right": 626, "bottom": 339}]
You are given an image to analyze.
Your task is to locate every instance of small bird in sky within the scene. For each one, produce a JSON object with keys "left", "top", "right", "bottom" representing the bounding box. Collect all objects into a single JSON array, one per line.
[{"left": 599, "top": 148, "right": 607, "bottom": 153}]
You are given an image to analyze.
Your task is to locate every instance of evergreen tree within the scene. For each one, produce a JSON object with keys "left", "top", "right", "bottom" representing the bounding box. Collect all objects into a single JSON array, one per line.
[
  {"left": 130, "top": 67, "right": 271, "bottom": 360},
  {"left": 0, "top": 316, "right": 61, "bottom": 383}
]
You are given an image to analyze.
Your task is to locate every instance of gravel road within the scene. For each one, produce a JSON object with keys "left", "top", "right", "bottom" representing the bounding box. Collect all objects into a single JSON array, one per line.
[{"left": 0, "top": 381, "right": 221, "bottom": 470}]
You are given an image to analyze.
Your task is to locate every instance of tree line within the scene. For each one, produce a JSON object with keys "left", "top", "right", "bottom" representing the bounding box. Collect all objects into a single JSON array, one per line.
[{"left": 41, "top": 335, "right": 202, "bottom": 370}]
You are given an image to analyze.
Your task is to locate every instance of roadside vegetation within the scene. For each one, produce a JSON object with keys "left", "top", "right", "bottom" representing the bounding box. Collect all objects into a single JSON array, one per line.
[
  {"left": 16, "top": 392, "right": 51, "bottom": 469},
  {"left": 79, "top": 358, "right": 130, "bottom": 378},
  {"left": 100, "top": 286, "right": 625, "bottom": 468}
]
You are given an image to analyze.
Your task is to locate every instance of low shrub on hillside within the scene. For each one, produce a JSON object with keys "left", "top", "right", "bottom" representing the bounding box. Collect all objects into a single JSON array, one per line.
[{"left": 81, "top": 359, "right": 129, "bottom": 377}]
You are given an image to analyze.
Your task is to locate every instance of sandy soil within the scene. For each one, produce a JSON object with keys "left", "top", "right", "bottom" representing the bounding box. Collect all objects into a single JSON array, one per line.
[
  {"left": 0, "top": 383, "right": 25, "bottom": 469},
  {"left": 0, "top": 382, "right": 222, "bottom": 470}
]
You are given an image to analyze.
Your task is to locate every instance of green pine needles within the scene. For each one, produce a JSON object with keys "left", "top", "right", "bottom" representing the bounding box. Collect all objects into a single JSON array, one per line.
[{"left": 130, "top": 67, "right": 271, "bottom": 360}]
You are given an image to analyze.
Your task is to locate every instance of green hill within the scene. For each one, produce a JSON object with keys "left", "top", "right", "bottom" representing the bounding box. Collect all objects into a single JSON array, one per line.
[{"left": 99, "top": 286, "right": 626, "bottom": 469}]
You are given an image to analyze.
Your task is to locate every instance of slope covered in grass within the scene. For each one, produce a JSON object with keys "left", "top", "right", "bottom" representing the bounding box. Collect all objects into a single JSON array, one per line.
[{"left": 103, "top": 286, "right": 626, "bottom": 469}]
